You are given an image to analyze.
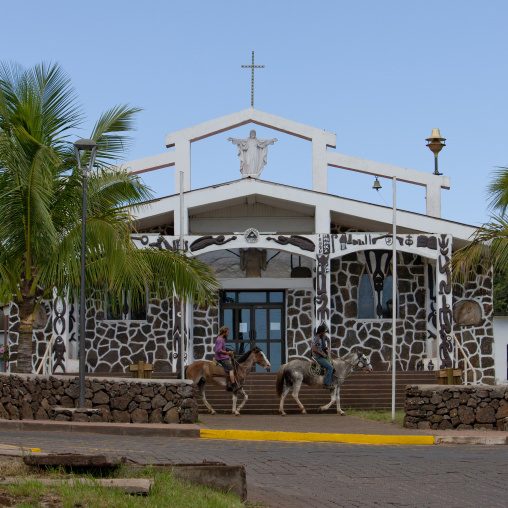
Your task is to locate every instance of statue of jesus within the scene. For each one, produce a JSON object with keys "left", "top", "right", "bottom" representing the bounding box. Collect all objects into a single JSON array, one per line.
[{"left": 228, "top": 130, "right": 278, "bottom": 179}]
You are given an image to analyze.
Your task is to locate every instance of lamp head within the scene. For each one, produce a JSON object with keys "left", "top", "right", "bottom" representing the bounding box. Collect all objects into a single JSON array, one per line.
[
  {"left": 426, "top": 128, "right": 446, "bottom": 156},
  {"left": 74, "top": 139, "right": 98, "bottom": 171}
]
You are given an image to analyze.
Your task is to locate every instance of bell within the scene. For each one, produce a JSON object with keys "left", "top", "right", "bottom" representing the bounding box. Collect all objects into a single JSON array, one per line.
[
  {"left": 426, "top": 128, "right": 446, "bottom": 143},
  {"left": 372, "top": 177, "right": 382, "bottom": 190}
]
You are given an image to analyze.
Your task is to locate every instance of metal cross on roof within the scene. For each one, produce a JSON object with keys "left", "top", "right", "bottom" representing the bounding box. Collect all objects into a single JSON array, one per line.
[{"left": 242, "top": 51, "right": 264, "bottom": 108}]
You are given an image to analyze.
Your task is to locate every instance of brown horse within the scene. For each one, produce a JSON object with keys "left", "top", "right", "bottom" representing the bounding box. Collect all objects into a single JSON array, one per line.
[{"left": 185, "top": 346, "right": 271, "bottom": 416}]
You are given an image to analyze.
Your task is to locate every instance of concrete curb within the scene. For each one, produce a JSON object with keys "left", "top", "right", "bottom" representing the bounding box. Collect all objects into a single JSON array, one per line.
[
  {"left": 200, "top": 429, "right": 436, "bottom": 445},
  {"left": 0, "top": 420, "right": 200, "bottom": 438},
  {"left": 435, "top": 435, "right": 508, "bottom": 446},
  {"left": 1, "top": 420, "right": 507, "bottom": 446}
]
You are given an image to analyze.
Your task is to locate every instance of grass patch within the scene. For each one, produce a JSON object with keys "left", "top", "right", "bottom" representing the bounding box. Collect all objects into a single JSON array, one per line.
[
  {"left": 0, "top": 458, "right": 244, "bottom": 507},
  {"left": 345, "top": 409, "right": 405, "bottom": 426}
]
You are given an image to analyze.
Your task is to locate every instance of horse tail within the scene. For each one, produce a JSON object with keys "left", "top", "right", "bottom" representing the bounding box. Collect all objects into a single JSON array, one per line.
[{"left": 275, "top": 364, "right": 287, "bottom": 399}]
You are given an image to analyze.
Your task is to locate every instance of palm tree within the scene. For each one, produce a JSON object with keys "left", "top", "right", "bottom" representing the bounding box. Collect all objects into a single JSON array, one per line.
[
  {"left": 0, "top": 62, "right": 219, "bottom": 373},
  {"left": 452, "top": 166, "right": 508, "bottom": 282}
]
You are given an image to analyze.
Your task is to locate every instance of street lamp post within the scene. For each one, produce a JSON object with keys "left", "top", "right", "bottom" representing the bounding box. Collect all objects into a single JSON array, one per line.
[
  {"left": 74, "top": 139, "right": 98, "bottom": 408},
  {"left": 426, "top": 128, "right": 446, "bottom": 176},
  {"left": 373, "top": 175, "right": 398, "bottom": 421}
]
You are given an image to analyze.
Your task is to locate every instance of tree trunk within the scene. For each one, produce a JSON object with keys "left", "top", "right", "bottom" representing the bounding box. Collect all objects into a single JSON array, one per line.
[
  {"left": 12, "top": 283, "right": 37, "bottom": 373},
  {"left": 13, "top": 322, "right": 34, "bottom": 373}
]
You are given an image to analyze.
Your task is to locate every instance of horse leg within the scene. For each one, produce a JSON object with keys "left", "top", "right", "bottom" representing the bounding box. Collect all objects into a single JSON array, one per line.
[
  {"left": 335, "top": 385, "right": 345, "bottom": 415},
  {"left": 291, "top": 379, "right": 307, "bottom": 415},
  {"left": 198, "top": 380, "right": 216, "bottom": 415},
  {"left": 279, "top": 382, "right": 292, "bottom": 416},
  {"left": 236, "top": 388, "right": 248, "bottom": 414},
  {"left": 319, "top": 385, "right": 337, "bottom": 412},
  {"left": 231, "top": 391, "right": 240, "bottom": 416}
]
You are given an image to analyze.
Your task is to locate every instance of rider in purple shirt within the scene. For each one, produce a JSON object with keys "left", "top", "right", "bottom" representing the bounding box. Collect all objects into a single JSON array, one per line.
[{"left": 215, "top": 326, "right": 236, "bottom": 390}]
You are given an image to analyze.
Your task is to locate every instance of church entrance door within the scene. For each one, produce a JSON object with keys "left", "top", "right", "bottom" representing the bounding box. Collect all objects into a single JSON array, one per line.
[{"left": 220, "top": 291, "right": 285, "bottom": 372}]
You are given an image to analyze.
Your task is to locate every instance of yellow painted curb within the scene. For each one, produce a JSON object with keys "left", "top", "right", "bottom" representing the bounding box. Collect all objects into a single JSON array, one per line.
[
  {"left": 200, "top": 429, "right": 435, "bottom": 446},
  {"left": 0, "top": 443, "right": 42, "bottom": 453}
]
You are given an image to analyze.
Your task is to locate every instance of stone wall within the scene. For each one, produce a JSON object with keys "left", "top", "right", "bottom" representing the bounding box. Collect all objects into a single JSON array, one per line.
[
  {"left": 330, "top": 252, "right": 426, "bottom": 371},
  {"left": 0, "top": 374, "right": 197, "bottom": 424},
  {"left": 453, "top": 275, "right": 495, "bottom": 384},
  {"left": 7, "top": 300, "right": 54, "bottom": 373},
  {"left": 86, "top": 295, "right": 173, "bottom": 373},
  {"left": 193, "top": 304, "right": 219, "bottom": 361},
  {"left": 404, "top": 384, "right": 508, "bottom": 431},
  {"left": 286, "top": 289, "right": 313, "bottom": 358}
]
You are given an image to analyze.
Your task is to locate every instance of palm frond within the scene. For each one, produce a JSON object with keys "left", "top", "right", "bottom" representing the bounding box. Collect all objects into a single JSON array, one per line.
[
  {"left": 452, "top": 214, "right": 508, "bottom": 282},
  {"left": 486, "top": 167, "right": 508, "bottom": 215},
  {"left": 89, "top": 105, "right": 143, "bottom": 167}
]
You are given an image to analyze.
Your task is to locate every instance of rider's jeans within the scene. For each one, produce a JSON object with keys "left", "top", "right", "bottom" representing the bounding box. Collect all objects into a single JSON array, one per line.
[{"left": 315, "top": 356, "right": 333, "bottom": 386}]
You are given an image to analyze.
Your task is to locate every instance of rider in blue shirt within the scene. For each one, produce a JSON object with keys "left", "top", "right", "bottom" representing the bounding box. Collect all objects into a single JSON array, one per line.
[{"left": 312, "top": 324, "right": 334, "bottom": 389}]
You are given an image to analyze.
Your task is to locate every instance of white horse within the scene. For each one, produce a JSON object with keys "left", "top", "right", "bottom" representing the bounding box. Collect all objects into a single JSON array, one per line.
[{"left": 275, "top": 350, "right": 372, "bottom": 416}]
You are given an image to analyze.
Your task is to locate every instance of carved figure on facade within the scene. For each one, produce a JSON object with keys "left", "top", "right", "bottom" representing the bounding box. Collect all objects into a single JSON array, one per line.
[
  {"left": 190, "top": 235, "right": 237, "bottom": 252},
  {"left": 427, "top": 263, "right": 437, "bottom": 341},
  {"left": 228, "top": 130, "right": 278, "bottom": 178},
  {"left": 52, "top": 337, "right": 66, "bottom": 373},
  {"left": 267, "top": 235, "right": 315, "bottom": 252},
  {"left": 438, "top": 235, "right": 453, "bottom": 368},
  {"left": 453, "top": 300, "right": 483, "bottom": 326},
  {"left": 240, "top": 248, "right": 267, "bottom": 278},
  {"left": 315, "top": 253, "right": 330, "bottom": 327},
  {"left": 365, "top": 250, "right": 393, "bottom": 319}
]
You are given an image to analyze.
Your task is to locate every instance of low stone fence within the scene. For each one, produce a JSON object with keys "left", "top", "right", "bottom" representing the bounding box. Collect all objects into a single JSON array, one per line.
[
  {"left": 0, "top": 374, "right": 198, "bottom": 424},
  {"left": 404, "top": 385, "right": 508, "bottom": 431}
]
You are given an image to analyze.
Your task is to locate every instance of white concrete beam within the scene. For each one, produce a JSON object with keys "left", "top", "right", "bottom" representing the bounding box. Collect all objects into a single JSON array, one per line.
[
  {"left": 165, "top": 108, "right": 336, "bottom": 147},
  {"left": 327, "top": 152, "right": 451, "bottom": 218},
  {"left": 121, "top": 152, "right": 175, "bottom": 175}
]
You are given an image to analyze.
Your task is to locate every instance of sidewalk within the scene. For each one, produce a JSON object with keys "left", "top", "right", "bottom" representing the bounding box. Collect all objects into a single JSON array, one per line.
[
  {"left": 198, "top": 413, "right": 508, "bottom": 446},
  {"left": 1, "top": 414, "right": 507, "bottom": 446}
]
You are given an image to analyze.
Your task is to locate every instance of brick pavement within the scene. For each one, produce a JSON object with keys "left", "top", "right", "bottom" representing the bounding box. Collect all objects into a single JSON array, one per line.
[{"left": 0, "top": 429, "right": 507, "bottom": 507}]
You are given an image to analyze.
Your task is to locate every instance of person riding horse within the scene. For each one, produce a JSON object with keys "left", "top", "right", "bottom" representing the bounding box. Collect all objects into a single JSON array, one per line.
[
  {"left": 312, "top": 324, "right": 334, "bottom": 389},
  {"left": 214, "top": 326, "right": 237, "bottom": 391}
]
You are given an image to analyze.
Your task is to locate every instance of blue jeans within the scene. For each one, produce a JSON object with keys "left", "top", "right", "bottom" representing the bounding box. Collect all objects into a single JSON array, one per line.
[{"left": 315, "top": 356, "right": 333, "bottom": 386}]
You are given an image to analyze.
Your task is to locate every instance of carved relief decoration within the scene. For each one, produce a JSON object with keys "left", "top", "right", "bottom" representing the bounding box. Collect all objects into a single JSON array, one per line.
[
  {"left": 453, "top": 300, "right": 483, "bottom": 327},
  {"left": 190, "top": 235, "right": 237, "bottom": 252},
  {"left": 315, "top": 235, "right": 331, "bottom": 333},
  {"left": 438, "top": 235, "right": 453, "bottom": 368},
  {"left": 267, "top": 235, "right": 315, "bottom": 252},
  {"left": 52, "top": 296, "right": 66, "bottom": 373},
  {"left": 364, "top": 250, "right": 393, "bottom": 318}
]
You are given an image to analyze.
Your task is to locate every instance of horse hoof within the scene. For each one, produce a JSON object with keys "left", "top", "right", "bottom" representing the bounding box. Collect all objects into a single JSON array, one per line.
[
  {"left": 302, "top": 410, "right": 307, "bottom": 415},
  {"left": 234, "top": 412, "right": 240, "bottom": 416},
  {"left": 280, "top": 412, "right": 286, "bottom": 417},
  {"left": 338, "top": 411, "right": 345, "bottom": 416},
  {"left": 210, "top": 411, "right": 217, "bottom": 415}
]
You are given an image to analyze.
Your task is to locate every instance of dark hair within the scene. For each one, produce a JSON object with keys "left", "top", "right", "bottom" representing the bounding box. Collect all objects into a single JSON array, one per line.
[{"left": 317, "top": 324, "right": 327, "bottom": 334}]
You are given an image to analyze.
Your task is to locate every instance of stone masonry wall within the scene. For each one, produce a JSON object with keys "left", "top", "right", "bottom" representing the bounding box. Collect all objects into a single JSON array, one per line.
[
  {"left": 404, "top": 384, "right": 508, "bottom": 431},
  {"left": 453, "top": 275, "right": 495, "bottom": 384},
  {"left": 330, "top": 252, "right": 426, "bottom": 371},
  {"left": 7, "top": 301, "right": 54, "bottom": 373},
  {"left": 286, "top": 289, "right": 313, "bottom": 358},
  {"left": 0, "top": 374, "right": 197, "bottom": 424},
  {"left": 86, "top": 295, "right": 173, "bottom": 373},
  {"left": 193, "top": 304, "right": 219, "bottom": 361}
]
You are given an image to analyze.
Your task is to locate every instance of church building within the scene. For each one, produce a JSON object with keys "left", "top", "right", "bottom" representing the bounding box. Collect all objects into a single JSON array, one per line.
[{"left": 3, "top": 108, "right": 499, "bottom": 384}]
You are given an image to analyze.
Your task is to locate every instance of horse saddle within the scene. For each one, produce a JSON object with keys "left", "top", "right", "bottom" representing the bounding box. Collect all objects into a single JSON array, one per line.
[
  {"left": 210, "top": 359, "right": 226, "bottom": 377},
  {"left": 309, "top": 358, "right": 338, "bottom": 379},
  {"left": 309, "top": 359, "right": 327, "bottom": 377}
]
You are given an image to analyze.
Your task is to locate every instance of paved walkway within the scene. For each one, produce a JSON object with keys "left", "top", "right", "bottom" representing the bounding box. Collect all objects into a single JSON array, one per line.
[
  {"left": 197, "top": 414, "right": 508, "bottom": 445},
  {"left": 1, "top": 414, "right": 507, "bottom": 445},
  {"left": 0, "top": 429, "right": 506, "bottom": 507}
]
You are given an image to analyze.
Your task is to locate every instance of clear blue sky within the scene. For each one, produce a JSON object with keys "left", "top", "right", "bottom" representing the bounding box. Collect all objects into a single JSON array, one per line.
[{"left": 4, "top": 0, "right": 507, "bottom": 227}]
